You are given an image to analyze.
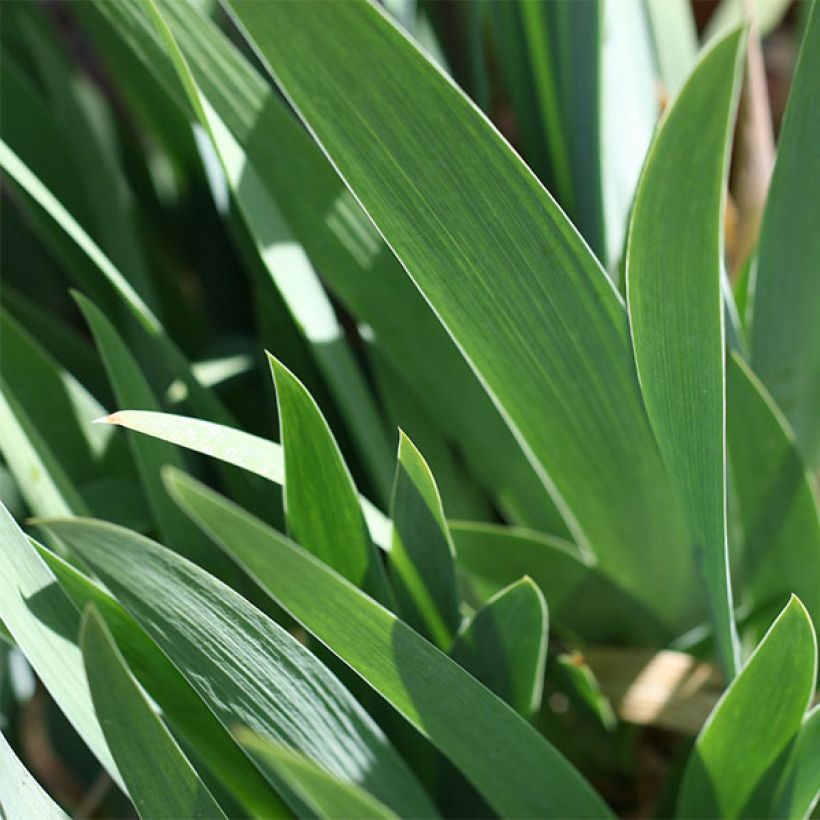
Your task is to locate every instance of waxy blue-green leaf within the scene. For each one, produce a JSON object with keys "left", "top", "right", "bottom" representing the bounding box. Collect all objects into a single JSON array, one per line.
[
  {"left": 37, "top": 542, "right": 286, "bottom": 819},
  {"left": 0, "top": 729, "right": 68, "bottom": 820},
  {"left": 85, "top": 0, "right": 567, "bottom": 535},
  {"left": 224, "top": 0, "right": 696, "bottom": 629},
  {"left": 450, "top": 578, "right": 547, "bottom": 717},
  {"left": 165, "top": 468, "right": 611, "bottom": 818},
  {"left": 750, "top": 0, "right": 820, "bottom": 468},
  {"left": 0, "top": 502, "right": 123, "bottom": 790},
  {"left": 269, "top": 355, "right": 393, "bottom": 604},
  {"left": 81, "top": 607, "right": 227, "bottom": 819},
  {"left": 677, "top": 596, "right": 817, "bottom": 818},
  {"left": 451, "top": 522, "right": 668, "bottom": 645},
  {"left": 41, "top": 516, "right": 434, "bottom": 819},
  {"left": 238, "top": 731, "right": 398, "bottom": 820},
  {"left": 388, "top": 432, "right": 460, "bottom": 648},
  {"left": 727, "top": 353, "right": 820, "bottom": 634},
  {"left": 626, "top": 30, "right": 746, "bottom": 676},
  {"left": 100, "top": 409, "right": 391, "bottom": 549}
]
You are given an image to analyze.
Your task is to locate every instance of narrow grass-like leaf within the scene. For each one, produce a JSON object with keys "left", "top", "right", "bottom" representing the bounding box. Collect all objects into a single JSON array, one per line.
[
  {"left": 450, "top": 578, "right": 547, "bottom": 717},
  {"left": 626, "top": 30, "right": 746, "bottom": 676},
  {"left": 677, "top": 596, "right": 817, "bottom": 818},
  {"left": 727, "top": 352, "right": 820, "bottom": 633},
  {"left": 224, "top": 0, "right": 696, "bottom": 628},
  {"left": 749, "top": 0, "right": 820, "bottom": 468},
  {"left": 238, "top": 731, "right": 397, "bottom": 820},
  {"left": 769, "top": 706, "right": 820, "bottom": 819},
  {"left": 100, "top": 409, "right": 391, "bottom": 548},
  {"left": 86, "top": 0, "right": 567, "bottom": 534},
  {"left": 269, "top": 355, "right": 393, "bottom": 604},
  {"left": 41, "top": 516, "right": 435, "bottom": 819},
  {"left": 38, "top": 543, "right": 286, "bottom": 818},
  {"left": 0, "top": 730, "right": 68, "bottom": 820},
  {"left": 165, "top": 468, "right": 612, "bottom": 818},
  {"left": 644, "top": 0, "right": 698, "bottom": 96},
  {"left": 76, "top": 293, "right": 234, "bottom": 578},
  {"left": 388, "top": 432, "right": 460, "bottom": 648},
  {"left": 450, "top": 522, "right": 668, "bottom": 645},
  {"left": 81, "top": 607, "right": 227, "bottom": 819},
  {"left": 0, "top": 502, "right": 122, "bottom": 790}
]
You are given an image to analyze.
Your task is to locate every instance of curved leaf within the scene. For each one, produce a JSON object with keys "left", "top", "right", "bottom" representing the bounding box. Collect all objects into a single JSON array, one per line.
[{"left": 0, "top": 730, "right": 68, "bottom": 820}]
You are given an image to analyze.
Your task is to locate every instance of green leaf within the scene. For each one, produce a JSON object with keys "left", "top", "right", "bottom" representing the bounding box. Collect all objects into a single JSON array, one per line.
[
  {"left": 727, "top": 352, "right": 820, "bottom": 634},
  {"left": 100, "top": 409, "right": 391, "bottom": 548},
  {"left": 626, "top": 30, "right": 746, "bottom": 676},
  {"left": 38, "top": 542, "right": 286, "bottom": 819},
  {"left": 450, "top": 578, "right": 547, "bottom": 717},
  {"left": 644, "top": 0, "right": 698, "bottom": 96},
  {"left": 388, "top": 432, "right": 460, "bottom": 648},
  {"left": 143, "top": 0, "right": 395, "bottom": 502},
  {"left": 81, "top": 606, "right": 227, "bottom": 819},
  {"left": 0, "top": 502, "right": 123, "bottom": 791},
  {"left": 450, "top": 522, "right": 669, "bottom": 645},
  {"left": 0, "top": 729, "right": 68, "bottom": 819},
  {"left": 269, "top": 355, "right": 393, "bottom": 604},
  {"left": 75, "top": 292, "right": 234, "bottom": 577},
  {"left": 749, "top": 0, "right": 820, "bottom": 468},
  {"left": 40, "top": 516, "right": 435, "bottom": 819},
  {"left": 770, "top": 706, "right": 820, "bottom": 819},
  {"left": 87, "top": 0, "right": 568, "bottom": 535},
  {"left": 165, "top": 468, "right": 611, "bottom": 818},
  {"left": 237, "top": 731, "right": 398, "bottom": 820},
  {"left": 677, "top": 596, "right": 818, "bottom": 818},
  {"left": 223, "top": 0, "right": 696, "bottom": 629}
]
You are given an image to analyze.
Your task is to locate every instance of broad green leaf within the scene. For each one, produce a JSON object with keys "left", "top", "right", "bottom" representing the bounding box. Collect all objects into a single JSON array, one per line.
[
  {"left": 144, "top": 0, "right": 395, "bottom": 502},
  {"left": 388, "top": 432, "right": 460, "bottom": 648},
  {"left": 86, "top": 0, "right": 568, "bottom": 535},
  {"left": 677, "top": 596, "right": 818, "bottom": 818},
  {"left": 224, "top": 0, "right": 696, "bottom": 629},
  {"left": 76, "top": 293, "right": 234, "bottom": 577},
  {"left": 99, "top": 409, "right": 391, "bottom": 548},
  {"left": 749, "top": 0, "right": 820, "bottom": 468},
  {"left": 0, "top": 381, "right": 88, "bottom": 517},
  {"left": 269, "top": 355, "right": 393, "bottom": 604},
  {"left": 626, "top": 30, "right": 746, "bottom": 676},
  {"left": 450, "top": 578, "right": 547, "bottom": 717},
  {"left": 727, "top": 353, "right": 820, "bottom": 634},
  {"left": 450, "top": 522, "right": 669, "bottom": 645},
  {"left": 0, "top": 502, "right": 123, "bottom": 790},
  {"left": 238, "top": 731, "right": 397, "bottom": 820},
  {"left": 38, "top": 543, "right": 286, "bottom": 819},
  {"left": 165, "top": 468, "right": 611, "bottom": 818},
  {"left": 0, "top": 729, "right": 68, "bottom": 819},
  {"left": 41, "top": 516, "right": 435, "bottom": 819},
  {"left": 644, "top": 0, "right": 698, "bottom": 96},
  {"left": 81, "top": 607, "right": 227, "bottom": 819}
]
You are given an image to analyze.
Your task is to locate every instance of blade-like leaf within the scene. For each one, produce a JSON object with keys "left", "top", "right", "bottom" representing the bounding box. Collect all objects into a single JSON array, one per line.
[
  {"left": 451, "top": 522, "right": 668, "bottom": 645},
  {"left": 449, "top": 578, "right": 547, "bottom": 717},
  {"left": 770, "top": 706, "right": 820, "bottom": 819},
  {"left": 85, "top": 0, "right": 567, "bottom": 534},
  {"left": 41, "top": 517, "right": 436, "bottom": 819},
  {"left": 644, "top": 0, "right": 698, "bottom": 96},
  {"left": 269, "top": 355, "right": 393, "bottom": 604},
  {"left": 165, "top": 468, "right": 611, "bottom": 818},
  {"left": 238, "top": 731, "right": 398, "bottom": 820},
  {"left": 224, "top": 0, "right": 696, "bottom": 628},
  {"left": 0, "top": 730, "right": 68, "bottom": 820},
  {"left": 626, "top": 30, "right": 746, "bottom": 676},
  {"left": 749, "top": 0, "right": 820, "bottom": 468},
  {"left": 0, "top": 502, "right": 123, "bottom": 790},
  {"left": 727, "top": 352, "right": 820, "bottom": 633},
  {"left": 100, "top": 409, "right": 391, "bottom": 548},
  {"left": 37, "top": 542, "right": 286, "bottom": 818},
  {"left": 81, "top": 607, "right": 227, "bottom": 819},
  {"left": 388, "top": 431, "right": 460, "bottom": 648},
  {"left": 677, "top": 596, "right": 817, "bottom": 818}
]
